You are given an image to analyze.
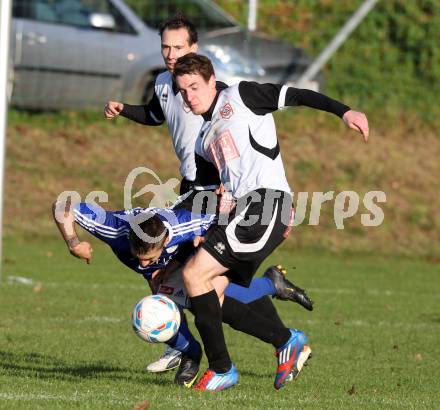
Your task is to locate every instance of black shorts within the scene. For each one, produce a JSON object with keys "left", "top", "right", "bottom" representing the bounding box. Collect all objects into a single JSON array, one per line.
[{"left": 202, "top": 189, "right": 294, "bottom": 287}]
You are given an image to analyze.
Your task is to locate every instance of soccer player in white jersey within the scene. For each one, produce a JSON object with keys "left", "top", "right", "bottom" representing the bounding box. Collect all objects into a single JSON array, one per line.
[
  {"left": 172, "top": 53, "right": 369, "bottom": 391},
  {"left": 104, "top": 15, "right": 220, "bottom": 194}
]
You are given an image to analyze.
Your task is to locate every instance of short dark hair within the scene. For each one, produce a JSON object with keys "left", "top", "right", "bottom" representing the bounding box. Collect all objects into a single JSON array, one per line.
[
  {"left": 129, "top": 214, "right": 168, "bottom": 256},
  {"left": 173, "top": 53, "right": 215, "bottom": 82},
  {"left": 159, "top": 14, "right": 198, "bottom": 45}
]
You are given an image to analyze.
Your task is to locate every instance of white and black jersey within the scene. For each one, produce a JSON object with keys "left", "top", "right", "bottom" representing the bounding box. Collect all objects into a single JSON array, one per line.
[
  {"left": 196, "top": 81, "right": 351, "bottom": 199},
  {"left": 198, "top": 82, "right": 350, "bottom": 285},
  {"left": 121, "top": 71, "right": 222, "bottom": 190}
]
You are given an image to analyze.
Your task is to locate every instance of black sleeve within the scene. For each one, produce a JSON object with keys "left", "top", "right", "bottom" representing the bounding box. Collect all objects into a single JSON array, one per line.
[
  {"left": 285, "top": 87, "right": 350, "bottom": 118},
  {"left": 120, "top": 92, "right": 165, "bottom": 126},
  {"left": 238, "top": 81, "right": 282, "bottom": 115},
  {"left": 238, "top": 81, "right": 350, "bottom": 118}
]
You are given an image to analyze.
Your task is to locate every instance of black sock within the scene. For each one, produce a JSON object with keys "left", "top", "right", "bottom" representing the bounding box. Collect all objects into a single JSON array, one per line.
[
  {"left": 190, "top": 290, "right": 231, "bottom": 373},
  {"left": 247, "top": 296, "right": 286, "bottom": 329},
  {"left": 222, "top": 296, "right": 291, "bottom": 349}
]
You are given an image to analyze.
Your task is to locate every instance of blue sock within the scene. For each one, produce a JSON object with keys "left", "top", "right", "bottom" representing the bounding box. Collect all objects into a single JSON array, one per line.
[
  {"left": 224, "top": 277, "right": 276, "bottom": 304},
  {"left": 166, "top": 314, "right": 201, "bottom": 359}
]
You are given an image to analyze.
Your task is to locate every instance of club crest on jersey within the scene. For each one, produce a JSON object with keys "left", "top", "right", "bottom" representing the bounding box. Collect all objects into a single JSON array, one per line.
[
  {"left": 220, "top": 102, "right": 234, "bottom": 119},
  {"left": 161, "top": 92, "right": 168, "bottom": 103}
]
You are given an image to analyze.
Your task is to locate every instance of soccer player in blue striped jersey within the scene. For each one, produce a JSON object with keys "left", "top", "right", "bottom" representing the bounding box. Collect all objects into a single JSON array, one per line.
[{"left": 52, "top": 200, "right": 312, "bottom": 387}]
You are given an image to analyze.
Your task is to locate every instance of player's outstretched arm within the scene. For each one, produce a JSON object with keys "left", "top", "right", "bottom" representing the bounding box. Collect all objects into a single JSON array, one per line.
[
  {"left": 52, "top": 200, "right": 93, "bottom": 264},
  {"left": 238, "top": 82, "right": 369, "bottom": 142},
  {"left": 104, "top": 93, "right": 165, "bottom": 126},
  {"left": 282, "top": 87, "right": 369, "bottom": 141}
]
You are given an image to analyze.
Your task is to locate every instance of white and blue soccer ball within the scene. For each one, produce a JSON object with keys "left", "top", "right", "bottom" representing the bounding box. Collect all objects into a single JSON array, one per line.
[{"left": 131, "top": 295, "right": 181, "bottom": 343}]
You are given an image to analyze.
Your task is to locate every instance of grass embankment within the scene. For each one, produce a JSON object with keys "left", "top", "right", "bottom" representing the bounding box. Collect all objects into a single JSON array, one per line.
[{"left": 4, "top": 109, "right": 439, "bottom": 257}]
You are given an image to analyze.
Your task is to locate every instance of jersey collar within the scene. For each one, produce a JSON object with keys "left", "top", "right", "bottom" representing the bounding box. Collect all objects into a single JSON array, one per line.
[{"left": 202, "top": 81, "right": 228, "bottom": 121}]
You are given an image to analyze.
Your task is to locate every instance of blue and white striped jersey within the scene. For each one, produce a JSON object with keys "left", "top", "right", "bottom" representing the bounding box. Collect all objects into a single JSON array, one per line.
[{"left": 73, "top": 203, "right": 216, "bottom": 280}]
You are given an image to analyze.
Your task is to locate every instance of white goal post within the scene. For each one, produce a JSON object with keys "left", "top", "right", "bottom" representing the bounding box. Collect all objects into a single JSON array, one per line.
[{"left": 0, "top": 0, "right": 12, "bottom": 281}]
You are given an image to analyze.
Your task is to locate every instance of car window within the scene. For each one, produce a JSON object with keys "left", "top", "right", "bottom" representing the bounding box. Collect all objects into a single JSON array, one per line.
[
  {"left": 13, "top": 0, "right": 136, "bottom": 34},
  {"left": 107, "top": 1, "right": 137, "bottom": 35},
  {"left": 126, "top": 0, "right": 236, "bottom": 31},
  {"left": 13, "top": 0, "right": 33, "bottom": 18}
]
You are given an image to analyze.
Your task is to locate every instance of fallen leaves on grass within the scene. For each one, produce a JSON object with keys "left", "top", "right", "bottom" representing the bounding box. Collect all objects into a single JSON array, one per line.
[
  {"left": 33, "top": 283, "right": 43, "bottom": 293},
  {"left": 133, "top": 400, "right": 150, "bottom": 410}
]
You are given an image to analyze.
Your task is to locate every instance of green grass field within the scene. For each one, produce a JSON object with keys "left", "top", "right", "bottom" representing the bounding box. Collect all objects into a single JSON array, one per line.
[{"left": 0, "top": 236, "right": 439, "bottom": 409}]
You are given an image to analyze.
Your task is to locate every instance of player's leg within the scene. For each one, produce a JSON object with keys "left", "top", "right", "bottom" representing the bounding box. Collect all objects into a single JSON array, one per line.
[
  {"left": 219, "top": 266, "right": 313, "bottom": 337},
  {"left": 196, "top": 189, "right": 311, "bottom": 390},
  {"left": 150, "top": 269, "right": 280, "bottom": 386},
  {"left": 149, "top": 268, "right": 287, "bottom": 383},
  {"left": 183, "top": 248, "right": 307, "bottom": 391},
  {"left": 166, "top": 311, "right": 202, "bottom": 387},
  {"left": 225, "top": 266, "right": 313, "bottom": 310},
  {"left": 153, "top": 263, "right": 308, "bottom": 389},
  {"left": 151, "top": 269, "right": 202, "bottom": 387},
  {"left": 182, "top": 248, "right": 238, "bottom": 391}
]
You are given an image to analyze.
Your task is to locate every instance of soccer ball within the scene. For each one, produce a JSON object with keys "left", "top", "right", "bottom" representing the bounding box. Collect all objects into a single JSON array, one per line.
[{"left": 131, "top": 295, "right": 181, "bottom": 343}]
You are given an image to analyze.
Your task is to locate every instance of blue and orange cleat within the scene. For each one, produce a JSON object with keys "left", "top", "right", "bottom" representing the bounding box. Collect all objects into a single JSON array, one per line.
[
  {"left": 193, "top": 364, "right": 239, "bottom": 391},
  {"left": 274, "top": 329, "right": 311, "bottom": 390}
]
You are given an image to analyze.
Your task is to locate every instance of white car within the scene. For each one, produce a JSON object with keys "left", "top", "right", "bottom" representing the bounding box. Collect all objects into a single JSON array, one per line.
[{"left": 10, "top": 0, "right": 322, "bottom": 110}]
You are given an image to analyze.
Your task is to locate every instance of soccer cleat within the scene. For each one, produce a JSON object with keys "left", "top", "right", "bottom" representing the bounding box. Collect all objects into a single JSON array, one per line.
[
  {"left": 193, "top": 364, "right": 239, "bottom": 391},
  {"left": 174, "top": 347, "right": 203, "bottom": 388},
  {"left": 146, "top": 347, "right": 182, "bottom": 373},
  {"left": 274, "top": 329, "right": 311, "bottom": 390},
  {"left": 263, "top": 265, "right": 314, "bottom": 311}
]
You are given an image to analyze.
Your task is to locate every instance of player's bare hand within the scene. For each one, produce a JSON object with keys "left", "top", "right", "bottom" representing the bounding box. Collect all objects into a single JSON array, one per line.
[
  {"left": 104, "top": 101, "right": 124, "bottom": 119},
  {"left": 70, "top": 241, "right": 93, "bottom": 264},
  {"left": 193, "top": 236, "right": 206, "bottom": 247},
  {"left": 342, "top": 110, "right": 369, "bottom": 142},
  {"left": 216, "top": 184, "right": 236, "bottom": 214}
]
